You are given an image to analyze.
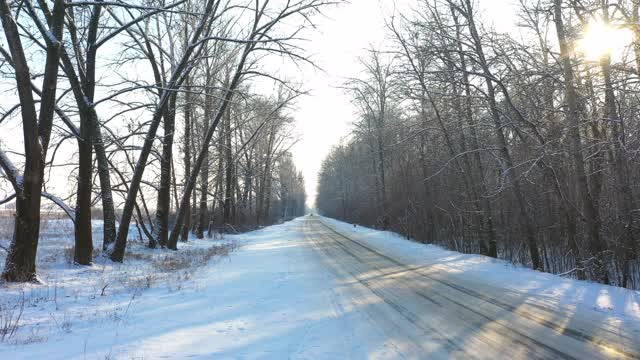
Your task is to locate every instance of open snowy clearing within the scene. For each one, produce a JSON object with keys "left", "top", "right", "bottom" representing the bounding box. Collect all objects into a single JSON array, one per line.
[{"left": 1, "top": 215, "right": 639, "bottom": 359}]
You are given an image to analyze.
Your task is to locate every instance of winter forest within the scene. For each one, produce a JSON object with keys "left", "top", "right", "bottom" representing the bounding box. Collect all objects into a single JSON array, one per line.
[
  {"left": 1, "top": 0, "right": 640, "bottom": 288},
  {"left": 0, "top": 0, "right": 311, "bottom": 283},
  {"left": 3, "top": 0, "right": 640, "bottom": 357},
  {"left": 317, "top": 0, "right": 640, "bottom": 289}
]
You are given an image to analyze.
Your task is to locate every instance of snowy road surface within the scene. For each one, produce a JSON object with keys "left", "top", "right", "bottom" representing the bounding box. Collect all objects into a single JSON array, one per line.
[
  {"left": 3, "top": 215, "right": 640, "bottom": 359},
  {"left": 304, "top": 217, "right": 640, "bottom": 359}
]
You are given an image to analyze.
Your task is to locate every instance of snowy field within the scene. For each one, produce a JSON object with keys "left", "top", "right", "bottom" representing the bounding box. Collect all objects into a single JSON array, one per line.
[
  {"left": 0, "top": 215, "right": 638, "bottom": 359},
  {"left": 0, "top": 218, "right": 236, "bottom": 359}
]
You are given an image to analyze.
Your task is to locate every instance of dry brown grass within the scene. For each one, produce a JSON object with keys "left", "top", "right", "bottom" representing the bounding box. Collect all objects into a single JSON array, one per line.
[
  {"left": 152, "top": 256, "right": 192, "bottom": 272},
  {"left": 151, "top": 243, "right": 235, "bottom": 272},
  {"left": 123, "top": 251, "right": 154, "bottom": 262}
]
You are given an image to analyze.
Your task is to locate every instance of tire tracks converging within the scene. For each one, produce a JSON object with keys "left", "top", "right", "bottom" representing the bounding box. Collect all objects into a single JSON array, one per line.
[
  {"left": 307, "top": 220, "right": 574, "bottom": 359},
  {"left": 303, "top": 220, "right": 466, "bottom": 358},
  {"left": 303, "top": 217, "right": 640, "bottom": 359}
]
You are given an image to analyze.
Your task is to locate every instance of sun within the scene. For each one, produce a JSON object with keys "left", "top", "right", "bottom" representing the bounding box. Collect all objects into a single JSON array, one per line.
[{"left": 577, "top": 20, "right": 633, "bottom": 61}]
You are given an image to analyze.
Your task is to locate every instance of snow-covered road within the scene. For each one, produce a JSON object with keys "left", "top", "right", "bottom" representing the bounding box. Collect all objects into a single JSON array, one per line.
[
  {"left": 304, "top": 216, "right": 640, "bottom": 359},
  {"left": 2, "top": 217, "right": 404, "bottom": 359},
  {"left": 3, "top": 215, "right": 640, "bottom": 359}
]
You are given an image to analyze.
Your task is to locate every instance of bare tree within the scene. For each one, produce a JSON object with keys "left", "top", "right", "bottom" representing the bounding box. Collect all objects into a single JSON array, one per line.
[
  {"left": 318, "top": 0, "right": 640, "bottom": 288},
  {"left": 0, "top": 0, "right": 66, "bottom": 281}
]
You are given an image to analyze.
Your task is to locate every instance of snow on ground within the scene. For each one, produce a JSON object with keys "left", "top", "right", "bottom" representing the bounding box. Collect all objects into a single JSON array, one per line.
[
  {"left": 0, "top": 217, "right": 401, "bottom": 359},
  {"left": 321, "top": 216, "right": 640, "bottom": 323},
  {"left": 1, "top": 215, "right": 639, "bottom": 359},
  {"left": 0, "top": 218, "right": 235, "bottom": 358}
]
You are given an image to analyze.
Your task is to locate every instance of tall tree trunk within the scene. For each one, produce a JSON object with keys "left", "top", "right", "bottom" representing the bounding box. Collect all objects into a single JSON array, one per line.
[
  {"left": 452, "top": 10, "right": 497, "bottom": 257},
  {"left": 94, "top": 122, "right": 116, "bottom": 251},
  {"left": 600, "top": 6, "right": 636, "bottom": 287},
  {"left": 223, "top": 106, "right": 235, "bottom": 225},
  {"left": 73, "top": 3, "right": 104, "bottom": 264},
  {"left": 462, "top": 0, "right": 542, "bottom": 270},
  {"left": 196, "top": 79, "right": 213, "bottom": 239},
  {"left": 74, "top": 114, "right": 93, "bottom": 265},
  {"left": 181, "top": 73, "right": 192, "bottom": 242},
  {"left": 263, "top": 161, "right": 274, "bottom": 223},
  {"left": 554, "top": 0, "right": 608, "bottom": 283},
  {"left": 154, "top": 92, "right": 178, "bottom": 247},
  {"left": 257, "top": 129, "right": 275, "bottom": 226},
  {"left": 196, "top": 150, "right": 210, "bottom": 238},
  {"left": 190, "top": 111, "right": 198, "bottom": 235},
  {"left": 1, "top": 0, "right": 65, "bottom": 281}
]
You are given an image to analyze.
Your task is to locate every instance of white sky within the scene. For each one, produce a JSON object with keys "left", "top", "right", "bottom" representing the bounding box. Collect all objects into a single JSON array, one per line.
[
  {"left": 291, "top": 0, "right": 518, "bottom": 207},
  {"left": 0, "top": 0, "right": 520, "bottom": 206}
]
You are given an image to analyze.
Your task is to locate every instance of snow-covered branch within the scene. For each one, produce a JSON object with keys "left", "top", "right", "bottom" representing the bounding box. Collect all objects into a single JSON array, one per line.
[
  {"left": 41, "top": 192, "right": 76, "bottom": 223},
  {"left": 0, "top": 147, "right": 22, "bottom": 193},
  {"left": 0, "top": 191, "right": 75, "bottom": 222}
]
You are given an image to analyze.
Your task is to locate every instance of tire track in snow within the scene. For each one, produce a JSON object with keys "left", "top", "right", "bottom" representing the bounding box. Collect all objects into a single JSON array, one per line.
[{"left": 305, "top": 217, "right": 640, "bottom": 359}]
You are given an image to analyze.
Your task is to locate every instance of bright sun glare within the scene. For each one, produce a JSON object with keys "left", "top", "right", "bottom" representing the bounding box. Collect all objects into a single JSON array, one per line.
[{"left": 578, "top": 20, "right": 633, "bottom": 61}]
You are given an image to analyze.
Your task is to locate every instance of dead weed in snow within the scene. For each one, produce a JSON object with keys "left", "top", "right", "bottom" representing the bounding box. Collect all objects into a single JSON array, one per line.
[
  {"left": 0, "top": 294, "right": 24, "bottom": 342},
  {"left": 151, "top": 243, "right": 234, "bottom": 272}
]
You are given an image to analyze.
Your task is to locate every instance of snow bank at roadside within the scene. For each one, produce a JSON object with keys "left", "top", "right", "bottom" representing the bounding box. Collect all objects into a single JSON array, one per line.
[{"left": 320, "top": 216, "right": 640, "bottom": 322}]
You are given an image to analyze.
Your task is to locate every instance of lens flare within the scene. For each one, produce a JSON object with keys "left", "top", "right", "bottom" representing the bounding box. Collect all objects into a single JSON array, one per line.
[{"left": 577, "top": 20, "right": 633, "bottom": 61}]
